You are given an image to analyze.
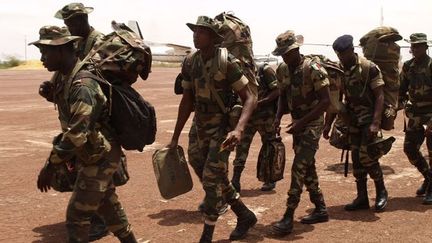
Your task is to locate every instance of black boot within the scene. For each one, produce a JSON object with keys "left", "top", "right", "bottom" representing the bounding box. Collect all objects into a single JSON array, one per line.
[
  {"left": 374, "top": 179, "right": 388, "bottom": 211},
  {"left": 119, "top": 232, "right": 138, "bottom": 243},
  {"left": 417, "top": 178, "right": 430, "bottom": 196},
  {"left": 272, "top": 208, "right": 294, "bottom": 236},
  {"left": 231, "top": 166, "right": 243, "bottom": 192},
  {"left": 199, "top": 223, "right": 215, "bottom": 243},
  {"left": 423, "top": 171, "right": 432, "bottom": 205},
  {"left": 301, "top": 193, "right": 329, "bottom": 224},
  {"left": 89, "top": 214, "right": 109, "bottom": 242},
  {"left": 345, "top": 179, "right": 370, "bottom": 211},
  {"left": 261, "top": 182, "right": 276, "bottom": 191},
  {"left": 229, "top": 199, "right": 257, "bottom": 240}
]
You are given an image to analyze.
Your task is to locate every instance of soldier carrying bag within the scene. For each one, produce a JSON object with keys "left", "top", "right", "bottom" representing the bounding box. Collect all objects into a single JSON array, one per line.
[
  {"left": 256, "top": 135, "right": 286, "bottom": 183},
  {"left": 152, "top": 146, "right": 193, "bottom": 199}
]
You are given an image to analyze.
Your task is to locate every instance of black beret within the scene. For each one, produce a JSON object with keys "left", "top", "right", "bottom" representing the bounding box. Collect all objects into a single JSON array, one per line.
[{"left": 333, "top": 35, "right": 354, "bottom": 52}]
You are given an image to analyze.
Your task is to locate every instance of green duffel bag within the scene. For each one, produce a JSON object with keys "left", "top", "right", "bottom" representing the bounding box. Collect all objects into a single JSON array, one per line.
[
  {"left": 257, "top": 137, "right": 286, "bottom": 183},
  {"left": 152, "top": 146, "right": 193, "bottom": 199}
]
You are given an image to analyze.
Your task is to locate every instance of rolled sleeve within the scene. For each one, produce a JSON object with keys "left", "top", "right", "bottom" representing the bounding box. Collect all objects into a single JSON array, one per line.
[{"left": 231, "top": 75, "right": 249, "bottom": 92}]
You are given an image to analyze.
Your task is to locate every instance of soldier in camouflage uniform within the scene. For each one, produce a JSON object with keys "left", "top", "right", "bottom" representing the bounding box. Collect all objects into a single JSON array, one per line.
[
  {"left": 399, "top": 33, "right": 432, "bottom": 204},
  {"left": 32, "top": 26, "right": 137, "bottom": 243},
  {"left": 331, "top": 35, "right": 389, "bottom": 212},
  {"left": 271, "top": 31, "right": 331, "bottom": 236},
  {"left": 231, "top": 63, "right": 280, "bottom": 192},
  {"left": 37, "top": 3, "right": 110, "bottom": 241},
  {"left": 167, "top": 16, "right": 258, "bottom": 242}
]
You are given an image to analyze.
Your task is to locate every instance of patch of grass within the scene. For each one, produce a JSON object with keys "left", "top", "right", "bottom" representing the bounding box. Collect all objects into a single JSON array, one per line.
[{"left": 0, "top": 56, "right": 24, "bottom": 69}]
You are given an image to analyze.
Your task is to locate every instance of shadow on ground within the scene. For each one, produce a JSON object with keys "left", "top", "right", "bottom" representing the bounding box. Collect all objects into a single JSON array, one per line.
[
  {"left": 148, "top": 209, "right": 202, "bottom": 226},
  {"left": 32, "top": 221, "right": 66, "bottom": 243}
]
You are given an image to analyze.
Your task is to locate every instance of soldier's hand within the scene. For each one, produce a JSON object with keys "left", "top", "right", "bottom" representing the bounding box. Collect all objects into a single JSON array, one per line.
[
  {"left": 286, "top": 122, "right": 302, "bottom": 134},
  {"left": 368, "top": 122, "right": 380, "bottom": 138},
  {"left": 37, "top": 163, "right": 54, "bottom": 193},
  {"left": 221, "top": 130, "right": 242, "bottom": 152},
  {"left": 273, "top": 119, "right": 281, "bottom": 134},
  {"left": 166, "top": 140, "right": 178, "bottom": 149},
  {"left": 39, "top": 81, "right": 54, "bottom": 102}
]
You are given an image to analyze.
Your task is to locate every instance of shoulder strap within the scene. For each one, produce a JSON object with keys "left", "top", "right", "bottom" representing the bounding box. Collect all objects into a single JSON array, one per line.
[
  {"left": 218, "top": 48, "right": 228, "bottom": 75},
  {"left": 302, "top": 57, "right": 313, "bottom": 86},
  {"left": 83, "top": 29, "right": 100, "bottom": 58}
]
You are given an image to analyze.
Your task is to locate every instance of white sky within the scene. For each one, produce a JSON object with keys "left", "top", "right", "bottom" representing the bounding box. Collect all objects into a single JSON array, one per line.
[{"left": 1, "top": 0, "right": 431, "bottom": 61}]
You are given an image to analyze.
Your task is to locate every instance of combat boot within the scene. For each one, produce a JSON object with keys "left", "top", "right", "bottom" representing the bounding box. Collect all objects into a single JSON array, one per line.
[
  {"left": 231, "top": 166, "right": 243, "bottom": 192},
  {"left": 272, "top": 208, "right": 294, "bottom": 236},
  {"left": 229, "top": 199, "right": 257, "bottom": 240},
  {"left": 261, "top": 182, "right": 276, "bottom": 191},
  {"left": 301, "top": 193, "right": 329, "bottom": 224},
  {"left": 199, "top": 223, "right": 215, "bottom": 243},
  {"left": 423, "top": 171, "right": 432, "bottom": 205},
  {"left": 345, "top": 179, "right": 370, "bottom": 211},
  {"left": 119, "top": 232, "right": 138, "bottom": 243},
  {"left": 416, "top": 178, "right": 430, "bottom": 196},
  {"left": 89, "top": 214, "right": 109, "bottom": 242},
  {"left": 374, "top": 179, "right": 388, "bottom": 211}
]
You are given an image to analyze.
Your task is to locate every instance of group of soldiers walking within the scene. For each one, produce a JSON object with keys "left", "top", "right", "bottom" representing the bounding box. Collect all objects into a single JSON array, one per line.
[{"left": 31, "top": 2, "right": 432, "bottom": 243}]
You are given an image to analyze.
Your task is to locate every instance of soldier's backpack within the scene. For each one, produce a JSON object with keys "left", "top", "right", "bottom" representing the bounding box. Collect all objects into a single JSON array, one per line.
[
  {"left": 152, "top": 146, "right": 193, "bottom": 199},
  {"left": 74, "top": 71, "right": 156, "bottom": 152},
  {"left": 257, "top": 136, "right": 286, "bottom": 183},
  {"left": 84, "top": 21, "right": 152, "bottom": 85},
  {"left": 303, "top": 54, "right": 344, "bottom": 114},
  {"left": 360, "top": 26, "right": 402, "bottom": 130},
  {"left": 214, "top": 12, "right": 257, "bottom": 85}
]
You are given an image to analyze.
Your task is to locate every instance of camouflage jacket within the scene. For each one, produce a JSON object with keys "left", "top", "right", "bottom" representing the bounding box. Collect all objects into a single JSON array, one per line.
[
  {"left": 254, "top": 64, "right": 278, "bottom": 117},
  {"left": 341, "top": 55, "right": 384, "bottom": 126},
  {"left": 77, "top": 27, "right": 103, "bottom": 60},
  {"left": 181, "top": 48, "right": 252, "bottom": 127},
  {"left": 276, "top": 55, "right": 330, "bottom": 120},
  {"left": 399, "top": 55, "right": 432, "bottom": 113},
  {"left": 49, "top": 67, "right": 113, "bottom": 165}
]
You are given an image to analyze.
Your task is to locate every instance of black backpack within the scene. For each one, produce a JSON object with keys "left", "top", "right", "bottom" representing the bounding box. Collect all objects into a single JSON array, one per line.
[{"left": 75, "top": 71, "right": 156, "bottom": 152}]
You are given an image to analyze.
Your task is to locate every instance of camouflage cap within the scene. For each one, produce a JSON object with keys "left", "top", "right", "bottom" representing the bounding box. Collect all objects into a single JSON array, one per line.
[
  {"left": 54, "top": 2, "right": 93, "bottom": 20},
  {"left": 366, "top": 136, "right": 395, "bottom": 161},
  {"left": 272, "top": 30, "right": 302, "bottom": 56},
  {"left": 28, "top": 25, "right": 81, "bottom": 47},
  {"left": 186, "top": 16, "right": 224, "bottom": 40},
  {"left": 405, "top": 33, "right": 429, "bottom": 44}
]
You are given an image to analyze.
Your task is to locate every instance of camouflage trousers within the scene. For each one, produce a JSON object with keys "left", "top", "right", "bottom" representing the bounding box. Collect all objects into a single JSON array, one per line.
[
  {"left": 188, "top": 118, "right": 204, "bottom": 181},
  {"left": 349, "top": 125, "right": 384, "bottom": 181},
  {"left": 194, "top": 113, "right": 238, "bottom": 222},
  {"left": 233, "top": 112, "right": 277, "bottom": 172},
  {"left": 66, "top": 143, "right": 132, "bottom": 243},
  {"left": 403, "top": 113, "right": 432, "bottom": 176},
  {"left": 286, "top": 117, "right": 325, "bottom": 210}
]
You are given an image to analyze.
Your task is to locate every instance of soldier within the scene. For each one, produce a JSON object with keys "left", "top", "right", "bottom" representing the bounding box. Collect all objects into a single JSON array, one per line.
[
  {"left": 32, "top": 26, "right": 137, "bottom": 243},
  {"left": 37, "top": 3, "right": 109, "bottom": 241},
  {"left": 399, "top": 33, "right": 432, "bottom": 204},
  {"left": 231, "top": 63, "right": 280, "bottom": 192},
  {"left": 330, "top": 34, "right": 389, "bottom": 212},
  {"left": 167, "top": 16, "right": 258, "bottom": 242},
  {"left": 271, "top": 30, "right": 331, "bottom": 236}
]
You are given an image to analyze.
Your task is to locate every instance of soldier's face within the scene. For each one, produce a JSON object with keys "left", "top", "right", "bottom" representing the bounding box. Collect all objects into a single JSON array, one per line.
[
  {"left": 410, "top": 43, "right": 428, "bottom": 58},
  {"left": 282, "top": 48, "right": 299, "bottom": 66},
  {"left": 64, "top": 15, "right": 87, "bottom": 37},
  {"left": 193, "top": 27, "right": 213, "bottom": 49},
  {"left": 39, "top": 45, "right": 62, "bottom": 72},
  {"left": 336, "top": 49, "right": 355, "bottom": 68}
]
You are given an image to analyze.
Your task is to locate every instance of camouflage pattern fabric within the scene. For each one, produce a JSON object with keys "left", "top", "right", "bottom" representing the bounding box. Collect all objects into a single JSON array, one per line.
[
  {"left": 276, "top": 56, "right": 329, "bottom": 210},
  {"left": 181, "top": 48, "right": 252, "bottom": 221},
  {"left": 341, "top": 55, "right": 385, "bottom": 126},
  {"left": 49, "top": 69, "right": 132, "bottom": 241},
  {"left": 77, "top": 27, "right": 103, "bottom": 60},
  {"left": 233, "top": 65, "right": 278, "bottom": 172},
  {"left": 188, "top": 119, "right": 204, "bottom": 181},
  {"left": 286, "top": 118, "right": 325, "bottom": 209},
  {"left": 348, "top": 126, "right": 385, "bottom": 181},
  {"left": 276, "top": 55, "right": 330, "bottom": 119},
  {"left": 400, "top": 55, "right": 432, "bottom": 173}
]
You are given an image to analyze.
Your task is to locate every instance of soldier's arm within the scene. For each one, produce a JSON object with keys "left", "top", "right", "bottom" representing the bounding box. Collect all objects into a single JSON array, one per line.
[
  {"left": 258, "top": 66, "right": 279, "bottom": 106},
  {"left": 49, "top": 83, "right": 100, "bottom": 164},
  {"left": 398, "top": 63, "right": 409, "bottom": 109},
  {"left": 369, "top": 65, "right": 385, "bottom": 134}
]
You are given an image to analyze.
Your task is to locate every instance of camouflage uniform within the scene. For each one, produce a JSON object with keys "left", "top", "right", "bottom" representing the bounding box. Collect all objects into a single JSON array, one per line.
[
  {"left": 232, "top": 64, "right": 278, "bottom": 188},
  {"left": 399, "top": 33, "right": 432, "bottom": 200},
  {"left": 182, "top": 47, "right": 252, "bottom": 221},
  {"left": 276, "top": 56, "right": 329, "bottom": 211},
  {"left": 31, "top": 26, "right": 133, "bottom": 243}
]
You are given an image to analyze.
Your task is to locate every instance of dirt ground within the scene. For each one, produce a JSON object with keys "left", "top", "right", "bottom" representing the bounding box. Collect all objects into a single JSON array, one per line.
[{"left": 0, "top": 67, "right": 431, "bottom": 243}]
